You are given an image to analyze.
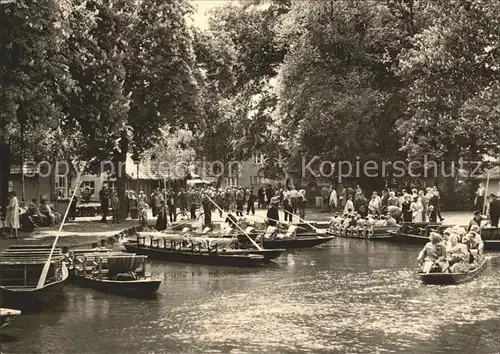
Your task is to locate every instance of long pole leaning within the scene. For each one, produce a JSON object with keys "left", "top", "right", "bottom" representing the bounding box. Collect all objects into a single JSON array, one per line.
[
  {"left": 482, "top": 171, "right": 490, "bottom": 216},
  {"left": 284, "top": 209, "right": 322, "bottom": 233},
  {"left": 37, "top": 164, "right": 86, "bottom": 289},
  {"left": 203, "top": 193, "right": 263, "bottom": 251}
]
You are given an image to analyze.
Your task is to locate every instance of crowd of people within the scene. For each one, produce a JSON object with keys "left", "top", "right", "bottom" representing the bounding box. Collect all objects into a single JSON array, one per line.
[
  {"left": 3, "top": 179, "right": 499, "bottom": 240},
  {"left": 417, "top": 225, "right": 484, "bottom": 274},
  {"left": 1, "top": 191, "right": 63, "bottom": 238},
  {"left": 320, "top": 184, "right": 445, "bottom": 223}
]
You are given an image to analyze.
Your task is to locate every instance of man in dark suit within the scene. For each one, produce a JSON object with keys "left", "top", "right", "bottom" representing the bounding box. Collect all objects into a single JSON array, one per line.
[{"left": 489, "top": 194, "right": 500, "bottom": 227}]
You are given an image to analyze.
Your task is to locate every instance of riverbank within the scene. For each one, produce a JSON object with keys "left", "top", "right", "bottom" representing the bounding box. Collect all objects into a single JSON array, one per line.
[{"left": 1, "top": 209, "right": 474, "bottom": 251}]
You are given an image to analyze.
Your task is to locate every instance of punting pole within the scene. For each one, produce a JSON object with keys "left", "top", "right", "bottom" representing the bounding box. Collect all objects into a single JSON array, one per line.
[
  {"left": 482, "top": 170, "right": 490, "bottom": 216},
  {"left": 203, "top": 193, "right": 263, "bottom": 251},
  {"left": 37, "top": 163, "right": 86, "bottom": 289},
  {"left": 284, "top": 209, "right": 323, "bottom": 234},
  {"left": 244, "top": 212, "right": 308, "bottom": 231}
]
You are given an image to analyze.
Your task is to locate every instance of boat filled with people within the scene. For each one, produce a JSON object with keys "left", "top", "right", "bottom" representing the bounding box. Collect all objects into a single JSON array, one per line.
[
  {"left": 389, "top": 221, "right": 500, "bottom": 250},
  {"left": 65, "top": 250, "right": 161, "bottom": 297},
  {"left": 327, "top": 212, "right": 398, "bottom": 240},
  {"left": 122, "top": 231, "right": 285, "bottom": 267},
  {"left": 169, "top": 215, "right": 334, "bottom": 249},
  {"left": 417, "top": 231, "right": 487, "bottom": 285},
  {"left": 0, "top": 245, "right": 69, "bottom": 311}
]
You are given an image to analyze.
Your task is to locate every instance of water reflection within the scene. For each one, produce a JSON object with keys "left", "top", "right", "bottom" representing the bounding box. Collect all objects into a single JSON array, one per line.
[{"left": 2, "top": 238, "right": 499, "bottom": 353}]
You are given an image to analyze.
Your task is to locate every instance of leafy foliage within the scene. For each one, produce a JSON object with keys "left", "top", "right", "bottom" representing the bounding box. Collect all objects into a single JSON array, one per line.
[{"left": 397, "top": 0, "right": 500, "bottom": 163}]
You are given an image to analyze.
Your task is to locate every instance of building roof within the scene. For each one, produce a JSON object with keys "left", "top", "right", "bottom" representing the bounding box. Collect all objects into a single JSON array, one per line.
[
  {"left": 477, "top": 165, "right": 500, "bottom": 180},
  {"left": 10, "top": 164, "right": 40, "bottom": 175}
]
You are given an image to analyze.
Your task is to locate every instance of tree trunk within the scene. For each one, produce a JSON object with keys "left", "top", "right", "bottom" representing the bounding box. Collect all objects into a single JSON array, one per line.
[
  {"left": 115, "top": 131, "right": 128, "bottom": 220},
  {"left": 0, "top": 142, "right": 9, "bottom": 210},
  {"left": 20, "top": 121, "right": 25, "bottom": 204}
]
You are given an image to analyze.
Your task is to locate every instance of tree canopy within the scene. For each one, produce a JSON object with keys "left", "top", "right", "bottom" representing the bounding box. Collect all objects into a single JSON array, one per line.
[{"left": 2, "top": 0, "right": 498, "bottom": 205}]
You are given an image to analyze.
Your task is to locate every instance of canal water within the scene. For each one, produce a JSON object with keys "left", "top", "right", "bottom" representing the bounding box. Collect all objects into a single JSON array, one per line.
[{"left": 2, "top": 239, "right": 499, "bottom": 353}]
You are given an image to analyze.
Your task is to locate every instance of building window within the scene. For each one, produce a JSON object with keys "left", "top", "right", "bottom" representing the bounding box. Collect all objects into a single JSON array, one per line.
[
  {"left": 56, "top": 176, "right": 68, "bottom": 199},
  {"left": 225, "top": 177, "right": 239, "bottom": 186},
  {"left": 252, "top": 152, "right": 264, "bottom": 165},
  {"left": 250, "top": 176, "right": 264, "bottom": 185},
  {"left": 80, "top": 181, "right": 95, "bottom": 196}
]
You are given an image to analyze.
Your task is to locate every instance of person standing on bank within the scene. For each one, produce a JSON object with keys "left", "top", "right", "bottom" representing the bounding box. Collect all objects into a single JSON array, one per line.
[
  {"left": 329, "top": 187, "right": 338, "bottom": 212},
  {"left": 474, "top": 183, "right": 486, "bottom": 212},
  {"left": 111, "top": 190, "right": 120, "bottom": 224},
  {"left": 99, "top": 186, "right": 109, "bottom": 223},
  {"left": 489, "top": 194, "right": 500, "bottom": 227},
  {"left": 6, "top": 191, "right": 20, "bottom": 239},
  {"left": 246, "top": 189, "right": 257, "bottom": 215},
  {"left": 236, "top": 188, "right": 244, "bottom": 217},
  {"left": 298, "top": 189, "right": 307, "bottom": 219},
  {"left": 290, "top": 186, "right": 299, "bottom": 214},
  {"left": 267, "top": 197, "right": 279, "bottom": 226},
  {"left": 166, "top": 189, "right": 176, "bottom": 223},
  {"left": 156, "top": 200, "right": 168, "bottom": 231},
  {"left": 202, "top": 194, "right": 212, "bottom": 228}
]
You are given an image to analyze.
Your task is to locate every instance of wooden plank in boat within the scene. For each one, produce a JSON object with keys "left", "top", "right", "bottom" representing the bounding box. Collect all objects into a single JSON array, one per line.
[
  {"left": 0, "top": 259, "right": 59, "bottom": 265},
  {"left": 7, "top": 245, "right": 57, "bottom": 249}
]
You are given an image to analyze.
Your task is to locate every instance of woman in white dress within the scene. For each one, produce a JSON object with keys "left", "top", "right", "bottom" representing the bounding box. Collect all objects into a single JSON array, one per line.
[
  {"left": 6, "top": 191, "right": 20, "bottom": 238},
  {"left": 410, "top": 196, "right": 423, "bottom": 222}
]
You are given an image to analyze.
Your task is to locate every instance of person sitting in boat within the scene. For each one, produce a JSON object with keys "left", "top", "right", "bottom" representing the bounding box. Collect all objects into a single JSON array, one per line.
[
  {"left": 386, "top": 214, "right": 398, "bottom": 227},
  {"left": 445, "top": 235, "right": 470, "bottom": 273},
  {"left": 342, "top": 214, "right": 351, "bottom": 230},
  {"left": 467, "top": 211, "right": 485, "bottom": 231},
  {"left": 387, "top": 205, "right": 402, "bottom": 224},
  {"left": 417, "top": 232, "right": 448, "bottom": 274},
  {"left": 452, "top": 225, "right": 467, "bottom": 242},
  {"left": 442, "top": 230, "right": 454, "bottom": 253},
  {"left": 375, "top": 215, "right": 387, "bottom": 228},
  {"left": 462, "top": 231, "right": 484, "bottom": 263}
]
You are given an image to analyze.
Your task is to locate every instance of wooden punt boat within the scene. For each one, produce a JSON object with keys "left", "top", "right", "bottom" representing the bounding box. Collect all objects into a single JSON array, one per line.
[
  {"left": 327, "top": 225, "right": 397, "bottom": 240},
  {"left": 0, "top": 246, "right": 69, "bottom": 312},
  {"left": 389, "top": 224, "right": 500, "bottom": 250},
  {"left": 258, "top": 234, "right": 335, "bottom": 249},
  {"left": 419, "top": 258, "right": 487, "bottom": 285},
  {"left": 123, "top": 235, "right": 283, "bottom": 267},
  {"left": 387, "top": 222, "right": 449, "bottom": 245},
  {"left": 0, "top": 308, "right": 21, "bottom": 329},
  {"left": 68, "top": 252, "right": 161, "bottom": 297},
  {"left": 480, "top": 227, "right": 500, "bottom": 251},
  {"left": 135, "top": 232, "right": 285, "bottom": 260},
  {"left": 150, "top": 226, "right": 334, "bottom": 249}
]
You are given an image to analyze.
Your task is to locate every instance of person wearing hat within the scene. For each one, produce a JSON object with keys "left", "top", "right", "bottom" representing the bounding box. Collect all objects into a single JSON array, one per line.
[
  {"left": 446, "top": 234, "right": 470, "bottom": 273},
  {"left": 235, "top": 188, "right": 244, "bottom": 217},
  {"left": 468, "top": 211, "right": 485, "bottom": 231},
  {"left": 488, "top": 193, "right": 500, "bottom": 227},
  {"left": 417, "top": 232, "right": 448, "bottom": 273},
  {"left": 267, "top": 197, "right": 279, "bottom": 226},
  {"left": 463, "top": 230, "right": 484, "bottom": 257}
]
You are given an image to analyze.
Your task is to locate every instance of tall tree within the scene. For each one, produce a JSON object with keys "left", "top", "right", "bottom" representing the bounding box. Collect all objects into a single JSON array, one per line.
[
  {"left": 397, "top": 0, "right": 500, "bottom": 165},
  {"left": 192, "top": 0, "right": 290, "bottom": 185},
  {"left": 275, "top": 0, "right": 411, "bottom": 188}
]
